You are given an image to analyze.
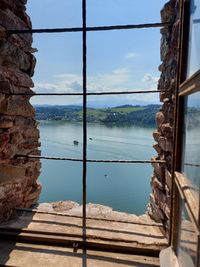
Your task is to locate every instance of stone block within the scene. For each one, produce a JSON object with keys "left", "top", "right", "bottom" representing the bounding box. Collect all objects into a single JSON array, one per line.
[
  {"left": 151, "top": 176, "right": 164, "bottom": 190},
  {"left": 151, "top": 157, "right": 165, "bottom": 179},
  {"left": 0, "top": 117, "right": 14, "bottom": 129},
  {"left": 0, "top": 132, "right": 10, "bottom": 152},
  {"left": 0, "top": 39, "right": 32, "bottom": 73},
  {"left": 160, "top": 123, "right": 173, "bottom": 138},
  {"left": 22, "top": 127, "right": 40, "bottom": 139},
  {"left": 158, "top": 136, "right": 173, "bottom": 152},
  {"left": 14, "top": 116, "right": 36, "bottom": 127},
  {"left": 0, "top": 96, "right": 35, "bottom": 117},
  {"left": 161, "top": 1, "right": 176, "bottom": 23},
  {"left": 23, "top": 183, "right": 41, "bottom": 207},
  {"left": 0, "top": 67, "right": 34, "bottom": 88},
  {"left": 147, "top": 194, "right": 164, "bottom": 222},
  {"left": 153, "top": 131, "right": 161, "bottom": 142},
  {"left": 0, "top": 9, "right": 32, "bottom": 44},
  {"left": 153, "top": 143, "right": 162, "bottom": 154},
  {"left": 0, "top": 143, "right": 16, "bottom": 159},
  {"left": 0, "top": 164, "right": 26, "bottom": 185},
  {"left": 156, "top": 111, "right": 165, "bottom": 127},
  {"left": 0, "top": 80, "right": 13, "bottom": 94}
]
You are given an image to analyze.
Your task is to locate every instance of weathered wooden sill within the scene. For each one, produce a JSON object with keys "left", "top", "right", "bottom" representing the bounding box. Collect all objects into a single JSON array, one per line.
[{"left": 0, "top": 202, "right": 168, "bottom": 266}]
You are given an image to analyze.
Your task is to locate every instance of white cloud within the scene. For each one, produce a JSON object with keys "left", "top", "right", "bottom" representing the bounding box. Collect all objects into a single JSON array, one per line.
[
  {"left": 125, "top": 52, "right": 138, "bottom": 59},
  {"left": 142, "top": 74, "right": 159, "bottom": 87},
  {"left": 32, "top": 70, "right": 161, "bottom": 106},
  {"left": 34, "top": 68, "right": 131, "bottom": 94},
  {"left": 88, "top": 68, "right": 131, "bottom": 92}
]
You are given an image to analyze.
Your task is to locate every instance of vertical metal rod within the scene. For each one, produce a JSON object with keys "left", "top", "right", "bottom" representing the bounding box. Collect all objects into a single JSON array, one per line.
[
  {"left": 82, "top": 0, "right": 87, "bottom": 242},
  {"left": 169, "top": 0, "right": 185, "bottom": 247}
]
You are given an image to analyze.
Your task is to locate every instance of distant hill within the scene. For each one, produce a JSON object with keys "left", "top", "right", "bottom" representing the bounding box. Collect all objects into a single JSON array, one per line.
[{"left": 35, "top": 104, "right": 161, "bottom": 127}]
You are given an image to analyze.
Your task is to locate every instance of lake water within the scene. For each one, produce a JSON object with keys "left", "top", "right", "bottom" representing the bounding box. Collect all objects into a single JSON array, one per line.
[{"left": 38, "top": 121, "right": 155, "bottom": 215}]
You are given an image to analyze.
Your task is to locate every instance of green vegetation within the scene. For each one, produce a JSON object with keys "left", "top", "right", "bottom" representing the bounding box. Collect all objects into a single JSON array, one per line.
[
  {"left": 35, "top": 105, "right": 200, "bottom": 128},
  {"left": 35, "top": 104, "right": 161, "bottom": 127}
]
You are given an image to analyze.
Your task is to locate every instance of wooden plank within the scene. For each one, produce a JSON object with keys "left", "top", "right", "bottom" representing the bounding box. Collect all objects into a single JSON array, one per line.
[
  {"left": 179, "top": 69, "right": 200, "bottom": 96},
  {"left": 0, "top": 240, "right": 160, "bottom": 267},
  {"left": 175, "top": 172, "right": 199, "bottom": 232},
  {"left": 0, "top": 210, "right": 167, "bottom": 257},
  {"left": 0, "top": 211, "right": 166, "bottom": 245},
  {"left": 0, "top": 230, "right": 161, "bottom": 257}
]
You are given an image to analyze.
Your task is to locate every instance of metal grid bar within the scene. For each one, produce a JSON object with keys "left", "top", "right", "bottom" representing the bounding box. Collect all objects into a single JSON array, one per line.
[
  {"left": 6, "top": 22, "right": 171, "bottom": 35},
  {"left": 0, "top": 231, "right": 160, "bottom": 257},
  {"left": 82, "top": 0, "right": 87, "bottom": 243},
  {"left": 15, "top": 154, "right": 166, "bottom": 163},
  {"left": 2, "top": 90, "right": 163, "bottom": 96}
]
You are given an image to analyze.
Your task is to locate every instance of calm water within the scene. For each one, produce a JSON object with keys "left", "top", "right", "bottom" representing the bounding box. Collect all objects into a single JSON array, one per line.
[{"left": 38, "top": 121, "right": 155, "bottom": 214}]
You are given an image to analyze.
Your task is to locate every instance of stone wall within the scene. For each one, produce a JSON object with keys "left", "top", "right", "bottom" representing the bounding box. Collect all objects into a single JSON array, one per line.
[
  {"left": 148, "top": 0, "right": 180, "bottom": 238},
  {"left": 0, "top": 0, "right": 41, "bottom": 221}
]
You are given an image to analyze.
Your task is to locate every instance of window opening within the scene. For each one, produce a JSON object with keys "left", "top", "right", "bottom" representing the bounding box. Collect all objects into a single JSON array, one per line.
[{"left": 2, "top": 0, "right": 173, "bottom": 255}]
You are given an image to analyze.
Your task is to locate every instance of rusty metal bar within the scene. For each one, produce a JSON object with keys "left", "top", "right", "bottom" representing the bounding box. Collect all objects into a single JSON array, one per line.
[
  {"left": 184, "top": 163, "right": 200, "bottom": 167},
  {"left": 15, "top": 154, "right": 166, "bottom": 163},
  {"left": 82, "top": 0, "right": 87, "bottom": 243},
  {"left": 0, "top": 227, "right": 163, "bottom": 244},
  {"left": 0, "top": 230, "right": 160, "bottom": 257},
  {"left": 2, "top": 90, "right": 163, "bottom": 96},
  {"left": 6, "top": 22, "right": 171, "bottom": 35}
]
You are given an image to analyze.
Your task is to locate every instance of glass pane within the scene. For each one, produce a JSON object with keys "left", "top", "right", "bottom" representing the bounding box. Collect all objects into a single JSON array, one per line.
[
  {"left": 177, "top": 202, "right": 198, "bottom": 267},
  {"left": 182, "top": 92, "right": 200, "bottom": 203},
  {"left": 187, "top": 0, "right": 200, "bottom": 77}
]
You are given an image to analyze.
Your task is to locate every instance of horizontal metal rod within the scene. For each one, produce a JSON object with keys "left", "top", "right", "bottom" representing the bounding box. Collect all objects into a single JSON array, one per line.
[
  {"left": 0, "top": 231, "right": 160, "bottom": 257},
  {"left": 184, "top": 163, "right": 200, "bottom": 167},
  {"left": 16, "top": 154, "right": 166, "bottom": 163},
  {"left": 0, "top": 227, "right": 156, "bottom": 244},
  {"left": 2, "top": 90, "right": 162, "bottom": 96},
  {"left": 6, "top": 22, "right": 171, "bottom": 35}
]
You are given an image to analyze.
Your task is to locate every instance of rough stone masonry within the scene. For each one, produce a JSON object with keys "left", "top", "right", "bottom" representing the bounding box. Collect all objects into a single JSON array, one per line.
[
  {"left": 0, "top": 0, "right": 41, "bottom": 222},
  {"left": 147, "top": 0, "right": 180, "bottom": 239}
]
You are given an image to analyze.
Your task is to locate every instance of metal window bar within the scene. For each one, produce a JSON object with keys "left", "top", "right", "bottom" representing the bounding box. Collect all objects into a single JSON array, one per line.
[
  {"left": 5, "top": 22, "right": 172, "bottom": 35},
  {"left": 82, "top": 0, "right": 87, "bottom": 243},
  {"left": 15, "top": 154, "right": 166, "bottom": 163},
  {"left": 0, "top": 0, "right": 174, "bottom": 254},
  {"left": 2, "top": 89, "right": 163, "bottom": 96}
]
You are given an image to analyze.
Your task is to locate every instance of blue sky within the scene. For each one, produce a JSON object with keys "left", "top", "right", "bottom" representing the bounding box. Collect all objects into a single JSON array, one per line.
[{"left": 27, "top": 0, "right": 167, "bottom": 107}]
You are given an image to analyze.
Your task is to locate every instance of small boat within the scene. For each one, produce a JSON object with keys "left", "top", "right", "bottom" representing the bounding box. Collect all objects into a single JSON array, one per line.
[
  {"left": 73, "top": 140, "right": 79, "bottom": 145},
  {"left": 89, "top": 137, "right": 93, "bottom": 140}
]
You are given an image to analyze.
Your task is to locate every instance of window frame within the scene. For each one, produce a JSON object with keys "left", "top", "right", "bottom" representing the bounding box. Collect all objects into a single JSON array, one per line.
[{"left": 171, "top": 0, "right": 200, "bottom": 266}]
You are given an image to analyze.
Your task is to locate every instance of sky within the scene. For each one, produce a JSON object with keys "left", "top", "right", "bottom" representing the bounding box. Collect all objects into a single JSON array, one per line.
[{"left": 27, "top": 0, "right": 167, "bottom": 107}]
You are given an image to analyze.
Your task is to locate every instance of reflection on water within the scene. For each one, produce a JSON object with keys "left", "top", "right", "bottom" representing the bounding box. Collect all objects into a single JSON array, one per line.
[{"left": 38, "top": 121, "right": 155, "bottom": 214}]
